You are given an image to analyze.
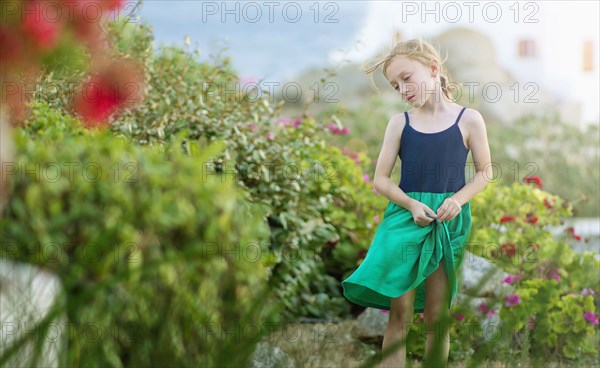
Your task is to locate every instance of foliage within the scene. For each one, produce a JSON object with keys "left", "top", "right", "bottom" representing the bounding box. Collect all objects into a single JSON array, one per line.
[{"left": 0, "top": 102, "right": 279, "bottom": 367}]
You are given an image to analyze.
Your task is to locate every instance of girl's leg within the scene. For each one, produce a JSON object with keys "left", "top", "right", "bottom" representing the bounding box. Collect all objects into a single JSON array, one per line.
[
  {"left": 423, "top": 259, "right": 451, "bottom": 367},
  {"left": 380, "top": 288, "right": 416, "bottom": 368}
]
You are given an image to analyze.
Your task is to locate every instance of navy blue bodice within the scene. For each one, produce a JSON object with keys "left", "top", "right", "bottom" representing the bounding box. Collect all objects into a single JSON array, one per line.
[{"left": 399, "top": 107, "right": 470, "bottom": 193}]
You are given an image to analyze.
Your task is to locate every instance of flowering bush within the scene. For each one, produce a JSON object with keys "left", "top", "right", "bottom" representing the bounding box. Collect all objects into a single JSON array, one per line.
[
  {"left": 467, "top": 178, "right": 599, "bottom": 361},
  {"left": 1, "top": 0, "right": 144, "bottom": 127}
]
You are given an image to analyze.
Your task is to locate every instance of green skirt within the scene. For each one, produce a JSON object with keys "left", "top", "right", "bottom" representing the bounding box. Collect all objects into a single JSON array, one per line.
[{"left": 341, "top": 191, "right": 472, "bottom": 313}]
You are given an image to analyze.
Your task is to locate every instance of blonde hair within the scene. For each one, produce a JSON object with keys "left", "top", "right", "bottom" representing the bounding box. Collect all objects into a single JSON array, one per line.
[{"left": 361, "top": 36, "right": 460, "bottom": 100}]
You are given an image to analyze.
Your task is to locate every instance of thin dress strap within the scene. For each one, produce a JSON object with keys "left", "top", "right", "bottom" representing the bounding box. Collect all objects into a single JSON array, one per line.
[
  {"left": 454, "top": 107, "right": 467, "bottom": 126},
  {"left": 404, "top": 111, "right": 410, "bottom": 126}
]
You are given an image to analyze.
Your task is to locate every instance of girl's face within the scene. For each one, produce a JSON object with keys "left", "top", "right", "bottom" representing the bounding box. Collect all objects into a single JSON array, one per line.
[{"left": 384, "top": 55, "right": 439, "bottom": 107}]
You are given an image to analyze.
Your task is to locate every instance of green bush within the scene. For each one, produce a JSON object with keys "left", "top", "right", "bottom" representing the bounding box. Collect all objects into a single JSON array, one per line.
[{"left": 1, "top": 102, "right": 279, "bottom": 367}]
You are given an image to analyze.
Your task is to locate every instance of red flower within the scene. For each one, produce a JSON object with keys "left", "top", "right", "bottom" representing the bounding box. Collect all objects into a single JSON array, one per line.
[
  {"left": 326, "top": 240, "right": 338, "bottom": 248},
  {"left": 523, "top": 175, "right": 542, "bottom": 189},
  {"left": 0, "top": 26, "right": 24, "bottom": 66},
  {"left": 543, "top": 198, "right": 554, "bottom": 209},
  {"left": 500, "top": 215, "right": 515, "bottom": 223},
  {"left": 564, "top": 227, "right": 582, "bottom": 241},
  {"left": 74, "top": 75, "right": 121, "bottom": 127},
  {"left": 500, "top": 242, "right": 517, "bottom": 257},
  {"left": 525, "top": 213, "right": 538, "bottom": 224},
  {"left": 73, "top": 58, "right": 144, "bottom": 128},
  {"left": 21, "top": 0, "right": 62, "bottom": 51},
  {"left": 105, "top": 0, "right": 127, "bottom": 11}
]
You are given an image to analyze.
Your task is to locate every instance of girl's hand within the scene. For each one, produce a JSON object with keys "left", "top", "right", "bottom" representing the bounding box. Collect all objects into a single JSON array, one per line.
[
  {"left": 408, "top": 201, "right": 438, "bottom": 227},
  {"left": 436, "top": 197, "right": 462, "bottom": 222}
]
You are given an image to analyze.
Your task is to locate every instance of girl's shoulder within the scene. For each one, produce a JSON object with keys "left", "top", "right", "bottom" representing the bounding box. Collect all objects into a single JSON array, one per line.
[{"left": 459, "top": 106, "right": 486, "bottom": 130}]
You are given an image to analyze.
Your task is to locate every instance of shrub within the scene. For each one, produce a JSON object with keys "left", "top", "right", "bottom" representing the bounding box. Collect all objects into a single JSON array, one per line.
[{"left": 0, "top": 102, "right": 278, "bottom": 367}]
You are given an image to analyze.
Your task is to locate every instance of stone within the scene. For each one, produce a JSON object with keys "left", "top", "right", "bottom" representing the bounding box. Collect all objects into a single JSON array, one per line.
[
  {"left": 351, "top": 307, "right": 388, "bottom": 343},
  {"left": 251, "top": 341, "right": 295, "bottom": 368}
]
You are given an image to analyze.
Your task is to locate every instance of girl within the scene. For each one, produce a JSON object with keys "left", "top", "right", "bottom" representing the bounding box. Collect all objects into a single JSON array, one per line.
[{"left": 341, "top": 38, "right": 492, "bottom": 368}]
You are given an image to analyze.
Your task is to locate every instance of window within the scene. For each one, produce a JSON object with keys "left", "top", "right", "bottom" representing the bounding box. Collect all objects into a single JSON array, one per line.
[
  {"left": 518, "top": 39, "right": 537, "bottom": 58},
  {"left": 583, "top": 40, "right": 594, "bottom": 72}
]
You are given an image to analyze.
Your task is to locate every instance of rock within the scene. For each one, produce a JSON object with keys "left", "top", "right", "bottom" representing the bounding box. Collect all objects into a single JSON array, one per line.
[
  {"left": 0, "top": 260, "right": 63, "bottom": 367},
  {"left": 458, "top": 252, "right": 509, "bottom": 297},
  {"left": 251, "top": 341, "right": 295, "bottom": 368},
  {"left": 351, "top": 307, "right": 388, "bottom": 343}
]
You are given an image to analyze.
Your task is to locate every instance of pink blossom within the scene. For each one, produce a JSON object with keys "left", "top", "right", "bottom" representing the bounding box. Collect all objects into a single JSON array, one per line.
[
  {"left": 292, "top": 119, "right": 302, "bottom": 128},
  {"left": 454, "top": 314, "right": 465, "bottom": 321},
  {"left": 380, "top": 309, "right": 389, "bottom": 313},
  {"left": 502, "top": 274, "right": 520, "bottom": 284},
  {"left": 504, "top": 293, "right": 522, "bottom": 307},
  {"left": 478, "top": 302, "right": 497, "bottom": 317},
  {"left": 584, "top": 311, "right": 599, "bottom": 325},
  {"left": 373, "top": 188, "right": 379, "bottom": 195},
  {"left": 239, "top": 75, "right": 258, "bottom": 85},
  {"left": 277, "top": 118, "right": 290, "bottom": 126},
  {"left": 265, "top": 132, "right": 275, "bottom": 140},
  {"left": 246, "top": 121, "right": 258, "bottom": 131},
  {"left": 547, "top": 269, "right": 561, "bottom": 282},
  {"left": 362, "top": 173, "right": 370, "bottom": 183},
  {"left": 581, "top": 288, "right": 595, "bottom": 295},
  {"left": 374, "top": 215, "right": 380, "bottom": 223},
  {"left": 327, "top": 123, "right": 350, "bottom": 135}
]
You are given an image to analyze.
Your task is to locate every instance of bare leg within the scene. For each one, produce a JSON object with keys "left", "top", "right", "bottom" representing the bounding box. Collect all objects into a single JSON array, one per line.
[
  {"left": 423, "top": 259, "right": 451, "bottom": 368},
  {"left": 380, "top": 288, "right": 416, "bottom": 368}
]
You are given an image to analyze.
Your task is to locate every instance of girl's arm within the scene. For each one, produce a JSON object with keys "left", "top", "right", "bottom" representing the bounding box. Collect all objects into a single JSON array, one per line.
[
  {"left": 449, "top": 109, "right": 493, "bottom": 207},
  {"left": 373, "top": 114, "right": 418, "bottom": 211}
]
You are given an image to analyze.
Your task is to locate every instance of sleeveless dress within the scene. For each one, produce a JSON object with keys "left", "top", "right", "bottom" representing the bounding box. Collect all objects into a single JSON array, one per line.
[{"left": 341, "top": 106, "right": 472, "bottom": 313}]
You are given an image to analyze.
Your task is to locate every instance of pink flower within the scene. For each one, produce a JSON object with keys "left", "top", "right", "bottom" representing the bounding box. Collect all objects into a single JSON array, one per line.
[
  {"left": 478, "top": 302, "right": 497, "bottom": 317},
  {"left": 373, "top": 215, "right": 380, "bottom": 223},
  {"left": 277, "top": 118, "right": 290, "bottom": 126},
  {"left": 373, "top": 188, "right": 379, "bottom": 195},
  {"left": 504, "top": 293, "right": 522, "bottom": 307},
  {"left": 239, "top": 75, "right": 258, "bottom": 85},
  {"left": 454, "top": 314, "right": 465, "bottom": 321},
  {"left": 583, "top": 311, "right": 598, "bottom": 325},
  {"left": 502, "top": 274, "right": 519, "bottom": 284},
  {"left": 265, "top": 132, "right": 275, "bottom": 140},
  {"left": 380, "top": 309, "right": 389, "bottom": 313},
  {"left": 362, "top": 173, "right": 370, "bottom": 183},
  {"left": 581, "top": 288, "right": 595, "bottom": 295},
  {"left": 547, "top": 269, "right": 561, "bottom": 283},
  {"left": 246, "top": 121, "right": 258, "bottom": 131},
  {"left": 327, "top": 123, "right": 350, "bottom": 135},
  {"left": 292, "top": 119, "right": 302, "bottom": 128}
]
